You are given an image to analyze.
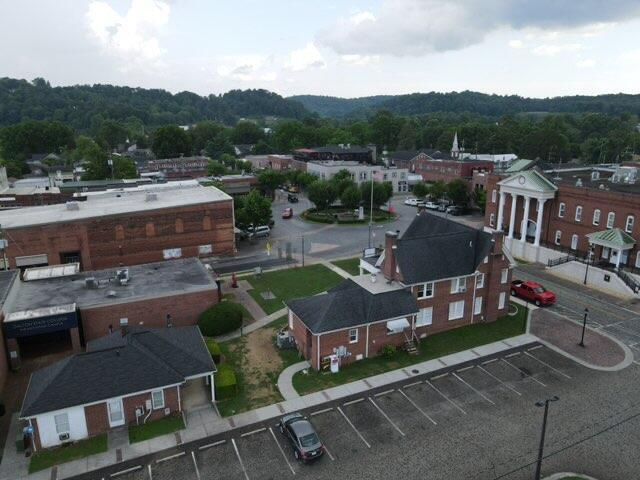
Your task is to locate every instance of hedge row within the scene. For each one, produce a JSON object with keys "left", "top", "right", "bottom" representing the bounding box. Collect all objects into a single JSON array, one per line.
[
  {"left": 198, "top": 302, "right": 243, "bottom": 336},
  {"left": 205, "top": 338, "right": 222, "bottom": 363},
  {"left": 215, "top": 364, "right": 238, "bottom": 400}
]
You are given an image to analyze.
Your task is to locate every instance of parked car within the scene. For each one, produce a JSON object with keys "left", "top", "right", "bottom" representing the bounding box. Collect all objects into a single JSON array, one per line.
[
  {"left": 279, "top": 413, "right": 324, "bottom": 463},
  {"left": 288, "top": 185, "right": 300, "bottom": 193},
  {"left": 510, "top": 279, "right": 556, "bottom": 306},
  {"left": 404, "top": 197, "right": 421, "bottom": 206},
  {"left": 287, "top": 194, "right": 299, "bottom": 203},
  {"left": 248, "top": 225, "right": 271, "bottom": 238},
  {"left": 445, "top": 205, "right": 467, "bottom": 216},
  {"left": 282, "top": 207, "right": 293, "bottom": 219},
  {"left": 424, "top": 201, "right": 439, "bottom": 210}
]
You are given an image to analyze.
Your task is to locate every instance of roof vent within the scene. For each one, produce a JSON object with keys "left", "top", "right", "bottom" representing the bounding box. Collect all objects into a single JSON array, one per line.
[
  {"left": 66, "top": 201, "right": 80, "bottom": 211},
  {"left": 599, "top": 184, "right": 606, "bottom": 190},
  {"left": 116, "top": 268, "right": 129, "bottom": 285},
  {"left": 575, "top": 178, "right": 583, "bottom": 187},
  {"left": 145, "top": 192, "right": 158, "bottom": 202},
  {"left": 85, "top": 277, "right": 98, "bottom": 289},
  {"left": 107, "top": 290, "right": 117, "bottom": 298}
]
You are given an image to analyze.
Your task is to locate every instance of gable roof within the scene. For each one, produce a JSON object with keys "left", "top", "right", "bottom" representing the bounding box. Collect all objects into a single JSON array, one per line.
[
  {"left": 287, "top": 279, "right": 418, "bottom": 334},
  {"left": 21, "top": 327, "right": 214, "bottom": 418},
  {"left": 498, "top": 169, "right": 557, "bottom": 194},
  {"left": 394, "top": 212, "right": 494, "bottom": 284}
]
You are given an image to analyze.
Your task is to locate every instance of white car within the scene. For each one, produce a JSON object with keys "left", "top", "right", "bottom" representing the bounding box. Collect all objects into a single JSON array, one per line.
[
  {"left": 424, "top": 201, "right": 439, "bottom": 210},
  {"left": 404, "top": 198, "right": 421, "bottom": 206},
  {"left": 248, "top": 225, "right": 271, "bottom": 238}
]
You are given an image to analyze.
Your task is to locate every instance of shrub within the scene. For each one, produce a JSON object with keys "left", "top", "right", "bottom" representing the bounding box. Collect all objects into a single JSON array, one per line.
[
  {"left": 198, "top": 302, "right": 243, "bottom": 336},
  {"left": 215, "top": 364, "right": 238, "bottom": 400},
  {"left": 379, "top": 344, "right": 397, "bottom": 358},
  {"left": 205, "top": 338, "right": 222, "bottom": 363}
]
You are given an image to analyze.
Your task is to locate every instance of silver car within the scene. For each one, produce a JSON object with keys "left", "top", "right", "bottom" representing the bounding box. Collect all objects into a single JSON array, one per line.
[{"left": 278, "top": 413, "right": 324, "bottom": 462}]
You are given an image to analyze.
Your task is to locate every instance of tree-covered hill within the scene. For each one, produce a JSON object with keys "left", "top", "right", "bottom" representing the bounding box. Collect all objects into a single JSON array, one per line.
[{"left": 289, "top": 95, "right": 392, "bottom": 117}]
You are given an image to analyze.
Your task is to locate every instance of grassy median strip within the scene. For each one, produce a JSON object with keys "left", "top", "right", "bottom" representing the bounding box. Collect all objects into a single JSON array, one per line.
[
  {"left": 29, "top": 434, "right": 108, "bottom": 473},
  {"left": 246, "top": 264, "right": 343, "bottom": 314},
  {"left": 292, "top": 303, "right": 528, "bottom": 395},
  {"left": 129, "top": 416, "right": 185, "bottom": 444},
  {"left": 330, "top": 258, "right": 360, "bottom": 276}
]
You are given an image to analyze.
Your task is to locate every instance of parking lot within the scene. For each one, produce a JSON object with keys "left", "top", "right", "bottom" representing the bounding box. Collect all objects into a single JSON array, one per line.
[{"left": 104, "top": 344, "right": 588, "bottom": 480}]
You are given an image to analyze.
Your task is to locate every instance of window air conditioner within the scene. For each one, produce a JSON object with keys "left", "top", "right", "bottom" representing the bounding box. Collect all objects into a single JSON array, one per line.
[
  {"left": 459, "top": 287, "right": 467, "bottom": 293},
  {"left": 59, "top": 433, "right": 70, "bottom": 442}
]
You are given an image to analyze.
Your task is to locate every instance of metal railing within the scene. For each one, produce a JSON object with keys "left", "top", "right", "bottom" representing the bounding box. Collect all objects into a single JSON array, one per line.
[
  {"left": 618, "top": 269, "right": 640, "bottom": 294},
  {"left": 547, "top": 254, "right": 578, "bottom": 268}
]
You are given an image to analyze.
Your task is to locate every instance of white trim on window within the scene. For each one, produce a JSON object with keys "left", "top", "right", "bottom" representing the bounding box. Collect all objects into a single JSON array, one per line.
[
  {"left": 500, "top": 268, "right": 508, "bottom": 284},
  {"left": 418, "top": 282, "right": 434, "bottom": 299},
  {"left": 450, "top": 277, "right": 467, "bottom": 294},
  {"left": 571, "top": 234, "right": 578, "bottom": 250},
  {"left": 491, "top": 189, "right": 497, "bottom": 203},
  {"left": 489, "top": 213, "right": 495, "bottom": 227},
  {"left": 498, "top": 292, "right": 506, "bottom": 310},
  {"left": 607, "top": 212, "right": 615, "bottom": 229},
  {"left": 151, "top": 390, "right": 165, "bottom": 410},
  {"left": 474, "top": 296, "right": 482, "bottom": 315},
  {"left": 592, "top": 209, "right": 601, "bottom": 226},
  {"left": 54, "top": 413, "right": 70, "bottom": 435},
  {"left": 416, "top": 307, "right": 433, "bottom": 327},
  {"left": 476, "top": 273, "right": 485, "bottom": 289},
  {"left": 349, "top": 328, "right": 358, "bottom": 344},
  {"left": 636, "top": 254, "right": 640, "bottom": 269},
  {"left": 626, "top": 215, "right": 635, "bottom": 233},
  {"left": 554, "top": 230, "right": 562, "bottom": 245},
  {"left": 448, "top": 300, "right": 465, "bottom": 320},
  {"left": 575, "top": 205, "right": 583, "bottom": 222},
  {"left": 558, "top": 203, "right": 566, "bottom": 218}
]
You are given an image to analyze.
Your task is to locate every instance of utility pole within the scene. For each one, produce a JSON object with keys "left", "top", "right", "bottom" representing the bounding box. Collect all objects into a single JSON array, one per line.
[
  {"left": 534, "top": 396, "right": 559, "bottom": 480},
  {"left": 301, "top": 235, "right": 305, "bottom": 267},
  {"left": 579, "top": 308, "right": 588, "bottom": 347}
]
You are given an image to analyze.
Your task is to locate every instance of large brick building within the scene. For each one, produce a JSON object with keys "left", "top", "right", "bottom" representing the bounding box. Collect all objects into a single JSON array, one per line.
[
  {"left": 293, "top": 145, "right": 375, "bottom": 164},
  {"left": 0, "top": 184, "right": 234, "bottom": 270},
  {"left": 413, "top": 153, "right": 494, "bottom": 185},
  {"left": 143, "top": 156, "right": 210, "bottom": 179},
  {"left": 20, "top": 327, "right": 215, "bottom": 450},
  {"left": 484, "top": 165, "right": 640, "bottom": 271},
  {"left": 287, "top": 212, "right": 512, "bottom": 370}
]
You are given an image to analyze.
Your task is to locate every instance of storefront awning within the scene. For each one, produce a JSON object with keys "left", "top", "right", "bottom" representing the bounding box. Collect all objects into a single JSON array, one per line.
[{"left": 386, "top": 318, "right": 410, "bottom": 332}]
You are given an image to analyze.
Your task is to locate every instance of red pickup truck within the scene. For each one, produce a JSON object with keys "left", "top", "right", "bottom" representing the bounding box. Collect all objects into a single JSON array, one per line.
[{"left": 510, "top": 280, "right": 556, "bottom": 306}]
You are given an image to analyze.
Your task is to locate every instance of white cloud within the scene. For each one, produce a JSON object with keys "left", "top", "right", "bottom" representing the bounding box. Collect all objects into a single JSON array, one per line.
[
  {"left": 216, "top": 55, "right": 270, "bottom": 81},
  {"left": 531, "top": 43, "right": 582, "bottom": 56},
  {"left": 86, "top": 0, "right": 169, "bottom": 64},
  {"left": 508, "top": 39, "right": 524, "bottom": 49},
  {"left": 619, "top": 49, "right": 640, "bottom": 63},
  {"left": 319, "top": 0, "right": 640, "bottom": 57},
  {"left": 285, "top": 43, "right": 326, "bottom": 71},
  {"left": 576, "top": 58, "right": 597, "bottom": 68},
  {"left": 341, "top": 54, "right": 380, "bottom": 66}
]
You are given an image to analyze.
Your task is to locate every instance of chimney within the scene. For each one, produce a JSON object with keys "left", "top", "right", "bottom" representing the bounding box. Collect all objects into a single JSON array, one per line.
[{"left": 381, "top": 230, "right": 399, "bottom": 282}]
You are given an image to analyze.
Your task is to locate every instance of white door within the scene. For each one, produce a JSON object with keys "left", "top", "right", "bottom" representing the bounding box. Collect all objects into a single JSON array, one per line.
[
  {"left": 570, "top": 235, "right": 578, "bottom": 250},
  {"left": 107, "top": 399, "right": 125, "bottom": 427}
]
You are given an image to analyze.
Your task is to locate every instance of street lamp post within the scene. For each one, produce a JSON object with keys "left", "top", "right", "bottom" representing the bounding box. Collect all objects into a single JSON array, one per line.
[
  {"left": 534, "top": 396, "right": 559, "bottom": 480},
  {"left": 583, "top": 245, "right": 594, "bottom": 285},
  {"left": 579, "top": 308, "right": 589, "bottom": 347}
]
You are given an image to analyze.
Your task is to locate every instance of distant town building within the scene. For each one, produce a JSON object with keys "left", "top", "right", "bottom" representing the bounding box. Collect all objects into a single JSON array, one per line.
[
  {"left": 305, "top": 161, "right": 410, "bottom": 193},
  {"left": 293, "top": 145, "right": 375, "bottom": 164},
  {"left": 142, "top": 156, "right": 210, "bottom": 179}
]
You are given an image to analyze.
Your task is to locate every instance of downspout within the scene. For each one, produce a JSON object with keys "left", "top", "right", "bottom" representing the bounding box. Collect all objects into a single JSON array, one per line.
[
  {"left": 143, "top": 395, "right": 153, "bottom": 424},
  {"left": 470, "top": 273, "right": 478, "bottom": 324},
  {"left": 365, "top": 323, "right": 370, "bottom": 358},
  {"left": 177, "top": 385, "right": 182, "bottom": 412},
  {"left": 316, "top": 334, "right": 321, "bottom": 370}
]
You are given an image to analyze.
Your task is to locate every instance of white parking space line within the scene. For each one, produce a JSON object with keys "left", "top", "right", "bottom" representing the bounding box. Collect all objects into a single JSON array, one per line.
[
  {"left": 373, "top": 389, "right": 395, "bottom": 397},
  {"left": 501, "top": 358, "right": 547, "bottom": 387},
  {"left": 457, "top": 365, "right": 474, "bottom": 372},
  {"left": 323, "top": 443, "right": 336, "bottom": 461},
  {"left": 310, "top": 407, "right": 333, "bottom": 416},
  {"left": 148, "top": 464, "right": 153, "bottom": 480},
  {"left": 477, "top": 365, "right": 522, "bottom": 396},
  {"left": 528, "top": 345, "right": 543, "bottom": 351},
  {"left": 343, "top": 397, "right": 365, "bottom": 407},
  {"left": 268, "top": 427, "right": 296, "bottom": 475},
  {"left": 241, "top": 427, "right": 267, "bottom": 437},
  {"left": 524, "top": 351, "right": 572, "bottom": 379},
  {"left": 482, "top": 358, "right": 498, "bottom": 365},
  {"left": 425, "top": 379, "right": 467, "bottom": 415},
  {"left": 431, "top": 372, "right": 449, "bottom": 380},
  {"left": 198, "top": 439, "right": 226, "bottom": 451},
  {"left": 337, "top": 406, "right": 371, "bottom": 449},
  {"left": 404, "top": 380, "right": 423, "bottom": 388},
  {"left": 191, "top": 451, "right": 201, "bottom": 480},
  {"left": 156, "top": 452, "right": 185, "bottom": 463},
  {"left": 504, "top": 352, "right": 520, "bottom": 359},
  {"left": 398, "top": 388, "right": 438, "bottom": 425},
  {"left": 368, "top": 397, "right": 405, "bottom": 437},
  {"left": 606, "top": 323, "right": 640, "bottom": 341},
  {"left": 231, "top": 438, "right": 250, "bottom": 480},
  {"left": 451, "top": 372, "right": 496, "bottom": 405},
  {"left": 110, "top": 466, "right": 143, "bottom": 478}
]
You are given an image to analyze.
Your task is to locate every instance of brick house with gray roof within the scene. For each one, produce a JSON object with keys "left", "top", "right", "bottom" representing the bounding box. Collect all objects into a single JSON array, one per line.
[{"left": 287, "top": 212, "right": 513, "bottom": 370}]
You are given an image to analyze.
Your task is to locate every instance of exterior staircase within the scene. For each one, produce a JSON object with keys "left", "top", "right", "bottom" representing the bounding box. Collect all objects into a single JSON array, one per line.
[{"left": 404, "top": 332, "right": 420, "bottom": 356}]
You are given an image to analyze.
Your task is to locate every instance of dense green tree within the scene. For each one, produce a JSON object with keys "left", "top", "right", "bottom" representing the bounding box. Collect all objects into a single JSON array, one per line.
[
  {"left": 152, "top": 125, "right": 191, "bottom": 158},
  {"left": 340, "top": 185, "right": 361, "bottom": 209},
  {"left": 253, "top": 140, "right": 273, "bottom": 155},
  {"left": 359, "top": 181, "right": 392, "bottom": 209},
  {"left": 205, "top": 131, "right": 234, "bottom": 158},
  {"left": 257, "top": 169, "right": 284, "bottom": 198},
  {"left": 473, "top": 188, "right": 487, "bottom": 212},
  {"left": 232, "top": 121, "right": 265, "bottom": 145},
  {"left": 412, "top": 182, "right": 429, "bottom": 199},
  {"left": 429, "top": 180, "right": 447, "bottom": 201},
  {"left": 113, "top": 156, "right": 138, "bottom": 178},
  {"left": 371, "top": 110, "right": 403, "bottom": 150},
  {"left": 308, "top": 180, "right": 338, "bottom": 210},
  {"left": 447, "top": 179, "right": 470, "bottom": 206},
  {"left": 82, "top": 148, "right": 110, "bottom": 180},
  {"left": 219, "top": 153, "right": 237, "bottom": 170},
  {"left": 235, "top": 190, "right": 272, "bottom": 227},
  {"left": 396, "top": 120, "right": 417, "bottom": 150},
  {"left": 190, "top": 121, "right": 225, "bottom": 154},
  {"left": 98, "top": 120, "right": 129, "bottom": 150},
  {"left": 207, "top": 160, "right": 227, "bottom": 176},
  {"left": 330, "top": 169, "right": 355, "bottom": 195}
]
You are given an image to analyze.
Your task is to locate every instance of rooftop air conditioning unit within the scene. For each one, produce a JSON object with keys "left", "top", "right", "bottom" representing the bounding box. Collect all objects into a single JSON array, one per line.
[
  {"left": 107, "top": 290, "right": 117, "bottom": 298},
  {"left": 145, "top": 192, "right": 158, "bottom": 202},
  {"left": 65, "top": 201, "right": 80, "bottom": 211},
  {"left": 85, "top": 277, "right": 98, "bottom": 289}
]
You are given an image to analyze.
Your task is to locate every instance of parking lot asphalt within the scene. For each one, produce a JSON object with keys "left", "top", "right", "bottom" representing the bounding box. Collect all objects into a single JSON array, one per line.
[{"left": 71, "top": 343, "right": 640, "bottom": 480}]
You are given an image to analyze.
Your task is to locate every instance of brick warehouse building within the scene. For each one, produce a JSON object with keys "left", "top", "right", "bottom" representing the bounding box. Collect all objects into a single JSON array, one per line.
[
  {"left": 1, "top": 258, "right": 218, "bottom": 370},
  {"left": 287, "top": 212, "right": 512, "bottom": 370},
  {"left": 484, "top": 165, "right": 640, "bottom": 274},
  {"left": 413, "top": 152, "right": 495, "bottom": 186},
  {"left": 0, "top": 184, "right": 234, "bottom": 270}
]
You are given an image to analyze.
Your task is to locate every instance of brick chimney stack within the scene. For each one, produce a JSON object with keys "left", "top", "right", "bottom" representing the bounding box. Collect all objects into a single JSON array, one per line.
[{"left": 382, "top": 230, "right": 399, "bottom": 282}]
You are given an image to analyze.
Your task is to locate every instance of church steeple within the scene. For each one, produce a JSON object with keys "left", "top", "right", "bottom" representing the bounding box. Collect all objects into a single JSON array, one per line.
[{"left": 451, "top": 131, "right": 460, "bottom": 158}]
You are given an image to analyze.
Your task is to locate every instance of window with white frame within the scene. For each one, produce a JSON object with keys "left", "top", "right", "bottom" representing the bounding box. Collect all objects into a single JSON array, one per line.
[
  {"left": 489, "top": 213, "right": 495, "bottom": 227},
  {"left": 151, "top": 390, "right": 165, "bottom": 409},
  {"left": 450, "top": 277, "right": 467, "bottom": 293},
  {"left": 558, "top": 203, "right": 566, "bottom": 218},
  {"left": 492, "top": 189, "right": 497, "bottom": 203},
  {"left": 418, "top": 282, "right": 434, "bottom": 299},
  {"left": 498, "top": 292, "right": 506, "bottom": 309},
  {"left": 555, "top": 230, "right": 562, "bottom": 245},
  {"left": 474, "top": 296, "right": 483, "bottom": 315},
  {"left": 571, "top": 234, "right": 578, "bottom": 250},
  {"left": 448, "top": 300, "right": 465, "bottom": 320},
  {"left": 54, "top": 413, "right": 70, "bottom": 435},
  {"left": 626, "top": 215, "right": 635, "bottom": 233},
  {"left": 476, "top": 273, "right": 485, "bottom": 289},
  {"left": 416, "top": 307, "right": 433, "bottom": 326},
  {"left": 636, "top": 254, "right": 640, "bottom": 269},
  {"left": 593, "top": 209, "right": 601, "bottom": 226},
  {"left": 500, "top": 268, "right": 508, "bottom": 284},
  {"left": 348, "top": 328, "right": 358, "bottom": 343},
  {"left": 575, "top": 205, "right": 583, "bottom": 222},
  {"left": 607, "top": 212, "right": 615, "bottom": 228}
]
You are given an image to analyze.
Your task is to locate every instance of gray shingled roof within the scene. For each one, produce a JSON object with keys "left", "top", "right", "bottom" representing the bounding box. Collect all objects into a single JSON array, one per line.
[
  {"left": 286, "top": 279, "right": 418, "bottom": 334},
  {"left": 395, "top": 212, "right": 494, "bottom": 285},
  {"left": 21, "top": 327, "right": 214, "bottom": 418}
]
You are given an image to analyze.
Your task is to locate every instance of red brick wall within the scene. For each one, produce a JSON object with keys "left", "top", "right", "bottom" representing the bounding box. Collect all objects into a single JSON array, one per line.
[
  {"left": 122, "top": 386, "right": 180, "bottom": 424},
  {"left": 84, "top": 403, "right": 110, "bottom": 437},
  {"left": 4, "top": 201, "right": 234, "bottom": 270},
  {"left": 414, "top": 155, "right": 494, "bottom": 185},
  {"left": 80, "top": 288, "right": 218, "bottom": 341},
  {"left": 0, "top": 312, "right": 8, "bottom": 392}
]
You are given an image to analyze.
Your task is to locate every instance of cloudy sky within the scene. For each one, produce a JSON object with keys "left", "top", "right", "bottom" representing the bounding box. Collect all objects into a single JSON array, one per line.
[{"left": 2, "top": 0, "right": 640, "bottom": 98}]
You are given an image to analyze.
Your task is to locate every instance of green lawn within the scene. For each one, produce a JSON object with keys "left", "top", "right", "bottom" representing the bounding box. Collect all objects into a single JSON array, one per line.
[
  {"left": 246, "top": 264, "right": 344, "bottom": 314},
  {"left": 330, "top": 258, "right": 360, "bottom": 276},
  {"left": 292, "top": 303, "right": 527, "bottom": 395},
  {"left": 129, "top": 416, "right": 185, "bottom": 444},
  {"left": 29, "top": 434, "right": 107, "bottom": 473}
]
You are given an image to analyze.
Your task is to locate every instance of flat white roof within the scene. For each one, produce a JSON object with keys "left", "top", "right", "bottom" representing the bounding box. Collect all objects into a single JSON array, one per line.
[
  {"left": 1, "top": 185, "right": 232, "bottom": 229},
  {"left": 350, "top": 273, "right": 405, "bottom": 294}
]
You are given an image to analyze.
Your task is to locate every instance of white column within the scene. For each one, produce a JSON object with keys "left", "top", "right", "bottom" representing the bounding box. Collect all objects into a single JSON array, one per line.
[
  {"left": 615, "top": 248, "right": 622, "bottom": 269},
  {"left": 508, "top": 193, "right": 518, "bottom": 239},
  {"left": 210, "top": 374, "right": 216, "bottom": 402},
  {"left": 496, "top": 192, "right": 506, "bottom": 231},
  {"left": 520, "top": 196, "right": 531, "bottom": 242},
  {"left": 534, "top": 199, "right": 546, "bottom": 247}
]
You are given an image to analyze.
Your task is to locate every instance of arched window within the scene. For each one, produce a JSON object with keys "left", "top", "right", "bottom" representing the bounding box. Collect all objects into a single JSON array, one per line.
[
  {"left": 607, "top": 212, "right": 615, "bottom": 228},
  {"left": 592, "top": 209, "right": 601, "bottom": 226}
]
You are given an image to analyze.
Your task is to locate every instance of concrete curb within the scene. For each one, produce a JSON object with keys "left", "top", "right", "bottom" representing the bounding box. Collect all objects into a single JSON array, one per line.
[{"left": 544, "top": 473, "right": 598, "bottom": 480}]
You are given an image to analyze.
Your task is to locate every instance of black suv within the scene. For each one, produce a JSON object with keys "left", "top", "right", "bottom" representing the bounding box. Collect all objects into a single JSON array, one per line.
[{"left": 278, "top": 413, "right": 324, "bottom": 463}]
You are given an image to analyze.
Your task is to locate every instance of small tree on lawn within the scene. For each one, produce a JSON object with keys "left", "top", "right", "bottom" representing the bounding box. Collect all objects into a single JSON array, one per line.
[
  {"left": 447, "top": 179, "right": 470, "bottom": 206},
  {"left": 359, "top": 181, "right": 392, "bottom": 210},
  {"left": 429, "top": 180, "right": 447, "bottom": 202},
  {"left": 473, "top": 188, "right": 487, "bottom": 212},
  {"left": 307, "top": 180, "right": 337, "bottom": 211},
  {"left": 412, "top": 182, "right": 429, "bottom": 199},
  {"left": 340, "top": 185, "right": 361, "bottom": 210}
]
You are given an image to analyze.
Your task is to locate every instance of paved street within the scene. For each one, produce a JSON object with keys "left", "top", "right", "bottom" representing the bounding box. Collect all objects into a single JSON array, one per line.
[
  {"left": 234, "top": 193, "right": 485, "bottom": 263},
  {"left": 68, "top": 343, "right": 640, "bottom": 480}
]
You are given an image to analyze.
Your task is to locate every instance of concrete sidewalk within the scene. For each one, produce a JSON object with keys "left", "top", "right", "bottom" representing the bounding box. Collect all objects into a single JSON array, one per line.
[
  {"left": 277, "top": 361, "right": 310, "bottom": 400},
  {"left": 214, "top": 307, "right": 288, "bottom": 342}
]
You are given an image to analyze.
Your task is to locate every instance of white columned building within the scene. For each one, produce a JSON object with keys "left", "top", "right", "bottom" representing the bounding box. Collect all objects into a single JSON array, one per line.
[{"left": 492, "top": 170, "right": 557, "bottom": 261}]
